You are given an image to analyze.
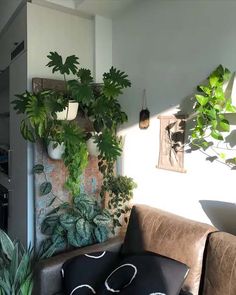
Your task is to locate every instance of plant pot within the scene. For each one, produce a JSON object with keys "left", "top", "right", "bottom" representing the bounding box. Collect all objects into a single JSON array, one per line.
[
  {"left": 47, "top": 141, "right": 65, "bottom": 160},
  {"left": 87, "top": 136, "right": 99, "bottom": 157},
  {"left": 56, "top": 100, "right": 79, "bottom": 121}
]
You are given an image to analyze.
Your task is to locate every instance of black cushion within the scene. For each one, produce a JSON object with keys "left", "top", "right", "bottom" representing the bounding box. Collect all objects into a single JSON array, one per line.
[{"left": 62, "top": 251, "right": 189, "bottom": 295}]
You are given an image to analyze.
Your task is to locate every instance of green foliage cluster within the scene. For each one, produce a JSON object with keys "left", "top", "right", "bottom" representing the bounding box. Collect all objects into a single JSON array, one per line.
[
  {"left": 101, "top": 175, "right": 137, "bottom": 229},
  {"left": 12, "top": 52, "right": 132, "bottom": 197},
  {"left": 12, "top": 52, "right": 137, "bottom": 253},
  {"left": 191, "top": 65, "right": 236, "bottom": 150},
  {"left": 0, "top": 229, "right": 54, "bottom": 295},
  {"left": 41, "top": 194, "right": 112, "bottom": 251}
]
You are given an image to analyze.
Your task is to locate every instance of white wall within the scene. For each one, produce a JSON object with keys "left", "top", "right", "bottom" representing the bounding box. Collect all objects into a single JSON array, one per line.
[
  {"left": 113, "top": 0, "right": 236, "bottom": 234},
  {"left": 27, "top": 2, "right": 94, "bottom": 81},
  {"left": 95, "top": 15, "right": 112, "bottom": 82}
]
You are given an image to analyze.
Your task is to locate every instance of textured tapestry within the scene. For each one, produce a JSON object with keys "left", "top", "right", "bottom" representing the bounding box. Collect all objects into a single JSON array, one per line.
[{"left": 157, "top": 115, "right": 186, "bottom": 173}]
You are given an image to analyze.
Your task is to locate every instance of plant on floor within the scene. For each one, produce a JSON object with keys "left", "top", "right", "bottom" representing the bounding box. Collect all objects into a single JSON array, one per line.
[
  {"left": 190, "top": 65, "right": 236, "bottom": 166},
  {"left": 0, "top": 229, "right": 55, "bottom": 295},
  {"left": 41, "top": 193, "right": 113, "bottom": 251}
]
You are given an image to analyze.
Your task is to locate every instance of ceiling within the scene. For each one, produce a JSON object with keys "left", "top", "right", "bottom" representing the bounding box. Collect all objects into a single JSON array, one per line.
[
  {"left": 0, "top": 0, "right": 139, "bottom": 35},
  {"left": 0, "top": 0, "right": 25, "bottom": 34},
  {"left": 43, "top": 0, "right": 139, "bottom": 18}
]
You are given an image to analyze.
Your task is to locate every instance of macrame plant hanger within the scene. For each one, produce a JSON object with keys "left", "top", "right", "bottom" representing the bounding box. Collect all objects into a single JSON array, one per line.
[{"left": 139, "top": 89, "right": 150, "bottom": 129}]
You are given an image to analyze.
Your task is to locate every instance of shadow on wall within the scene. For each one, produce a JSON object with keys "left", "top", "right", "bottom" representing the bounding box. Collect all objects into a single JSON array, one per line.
[{"left": 199, "top": 200, "right": 236, "bottom": 235}]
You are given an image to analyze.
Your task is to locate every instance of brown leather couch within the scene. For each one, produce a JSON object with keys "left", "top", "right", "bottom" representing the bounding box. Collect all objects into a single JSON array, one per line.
[{"left": 33, "top": 204, "right": 236, "bottom": 295}]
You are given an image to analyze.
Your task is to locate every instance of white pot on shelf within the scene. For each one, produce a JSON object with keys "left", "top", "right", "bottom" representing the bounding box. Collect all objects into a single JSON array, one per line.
[
  {"left": 47, "top": 141, "right": 65, "bottom": 160},
  {"left": 87, "top": 134, "right": 99, "bottom": 157},
  {"left": 56, "top": 100, "right": 79, "bottom": 121}
]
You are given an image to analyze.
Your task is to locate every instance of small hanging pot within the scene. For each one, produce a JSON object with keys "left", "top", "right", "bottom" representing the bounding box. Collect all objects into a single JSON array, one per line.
[{"left": 139, "top": 89, "right": 150, "bottom": 129}]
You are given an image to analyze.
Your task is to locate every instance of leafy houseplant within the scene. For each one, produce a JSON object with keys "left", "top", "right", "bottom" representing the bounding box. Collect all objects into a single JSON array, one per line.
[
  {"left": 41, "top": 193, "right": 113, "bottom": 251},
  {"left": 101, "top": 175, "right": 137, "bottom": 230},
  {"left": 190, "top": 65, "right": 236, "bottom": 166},
  {"left": 13, "top": 51, "right": 136, "bottom": 252},
  {"left": 0, "top": 229, "right": 55, "bottom": 295},
  {"left": 46, "top": 52, "right": 80, "bottom": 120}
]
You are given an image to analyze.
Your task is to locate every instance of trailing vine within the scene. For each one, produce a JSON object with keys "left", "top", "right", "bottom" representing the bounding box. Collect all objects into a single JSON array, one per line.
[{"left": 190, "top": 65, "right": 236, "bottom": 167}]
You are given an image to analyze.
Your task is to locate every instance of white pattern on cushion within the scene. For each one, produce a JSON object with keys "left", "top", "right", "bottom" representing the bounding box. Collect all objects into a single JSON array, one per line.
[
  {"left": 105, "top": 263, "right": 137, "bottom": 293},
  {"left": 85, "top": 251, "right": 106, "bottom": 259},
  {"left": 70, "top": 284, "right": 96, "bottom": 295}
]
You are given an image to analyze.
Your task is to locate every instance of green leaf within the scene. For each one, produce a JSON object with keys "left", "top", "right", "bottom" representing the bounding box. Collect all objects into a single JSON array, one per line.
[
  {"left": 195, "top": 95, "right": 208, "bottom": 106},
  {"left": 93, "top": 214, "right": 111, "bottom": 226},
  {"left": 40, "top": 182, "right": 52, "bottom": 196},
  {"left": 215, "top": 87, "right": 224, "bottom": 100},
  {"left": 209, "top": 75, "right": 218, "bottom": 87},
  {"left": 94, "top": 226, "right": 109, "bottom": 243},
  {"left": 0, "top": 229, "right": 14, "bottom": 260},
  {"left": 32, "top": 164, "right": 44, "bottom": 174},
  {"left": 41, "top": 215, "right": 59, "bottom": 235},
  {"left": 217, "top": 119, "right": 230, "bottom": 132},
  {"left": 46, "top": 51, "right": 79, "bottom": 75},
  {"left": 225, "top": 100, "right": 236, "bottom": 113},
  {"left": 211, "top": 129, "right": 223, "bottom": 140},
  {"left": 77, "top": 68, "right": 93, "bottom": 84},
  {"left": 59, "top": 214, "right": 76, "bottom": 230},
  {"left": 197, "top": 85, "right": 211, "bottom": 95}
]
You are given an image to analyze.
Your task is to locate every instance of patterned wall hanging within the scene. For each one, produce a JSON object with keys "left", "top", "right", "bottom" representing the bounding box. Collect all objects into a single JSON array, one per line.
[{"left": 157, "top": 115, "right": 186, "bottom": 173}]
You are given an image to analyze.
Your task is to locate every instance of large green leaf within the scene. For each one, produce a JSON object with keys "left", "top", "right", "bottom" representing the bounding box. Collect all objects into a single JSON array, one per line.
[
  {"left": 103, "top": 67, "right": 131, "bottom": 88},
  {"left": 77, "top": 68, "right": 93, "bottom": 84},
  {"left": 93, "top": 214, "right": 111, "bottom": 226},
  {"left": 0, "top": 229, "right": 14, "bottom": 260},
  {"left": 46, "top": 52, "right": 79, "bottom": 75},
  {"left": 59, "top": 214, "right": 76, "bottom": 230},
  {"left": 94, "top": 226, "right": 109, "bottom": 243}
]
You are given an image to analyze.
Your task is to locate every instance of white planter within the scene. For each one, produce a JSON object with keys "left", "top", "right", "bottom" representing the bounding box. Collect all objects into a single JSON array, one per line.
[
  {"left": 87, "top": 136, "right": 99, "bottom": 157},
  {"left": 56, "top": 100, "right": 79, "bottom": 121},
  {"left": 47, "top": 141, "right": 65, "bottom": 160}
]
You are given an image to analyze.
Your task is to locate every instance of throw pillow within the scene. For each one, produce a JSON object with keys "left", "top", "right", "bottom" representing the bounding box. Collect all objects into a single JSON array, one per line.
[
  {"left": 62, "top": 251, "right": 189, "bottom": 295},
  {"left": 62, "top": 251, "right": 120, "bottom": 295}
]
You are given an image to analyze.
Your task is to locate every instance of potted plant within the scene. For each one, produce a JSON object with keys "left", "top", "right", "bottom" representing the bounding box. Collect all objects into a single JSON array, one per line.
[
  {"left": 0, "top": 229, "right": 55, "bottom": 294},
  {"left": 46, "top": 51, "right": 80, "bottom": 120},
  {"left": 41, "top": 193, "right": 113, "bottom": 251}
]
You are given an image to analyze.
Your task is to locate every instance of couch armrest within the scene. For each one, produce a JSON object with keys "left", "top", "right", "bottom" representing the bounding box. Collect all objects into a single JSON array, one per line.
[{"left": 33, "top": 236, "right": 123, "bottom": 295}]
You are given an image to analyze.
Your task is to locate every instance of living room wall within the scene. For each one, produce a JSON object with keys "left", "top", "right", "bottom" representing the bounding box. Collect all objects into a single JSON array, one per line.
[{"left": 113, "top": 0, "right": 236, "bottom": 233}]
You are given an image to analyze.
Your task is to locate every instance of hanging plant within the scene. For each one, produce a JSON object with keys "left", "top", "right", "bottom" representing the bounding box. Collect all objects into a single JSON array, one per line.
[{"left": 190, "top": 65, "right": 236, "bottom": 166}]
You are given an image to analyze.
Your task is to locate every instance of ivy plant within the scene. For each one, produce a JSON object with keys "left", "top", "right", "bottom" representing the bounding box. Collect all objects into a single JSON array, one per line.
[
  {"left": 101, "top": 175, "right": 137, "bottom": 230},
  {"left": 191, "top": 65, "right": 236, "bottom": 145},
  {"left": 190, "top": 65, "right": 236, "bottom": 166}
]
